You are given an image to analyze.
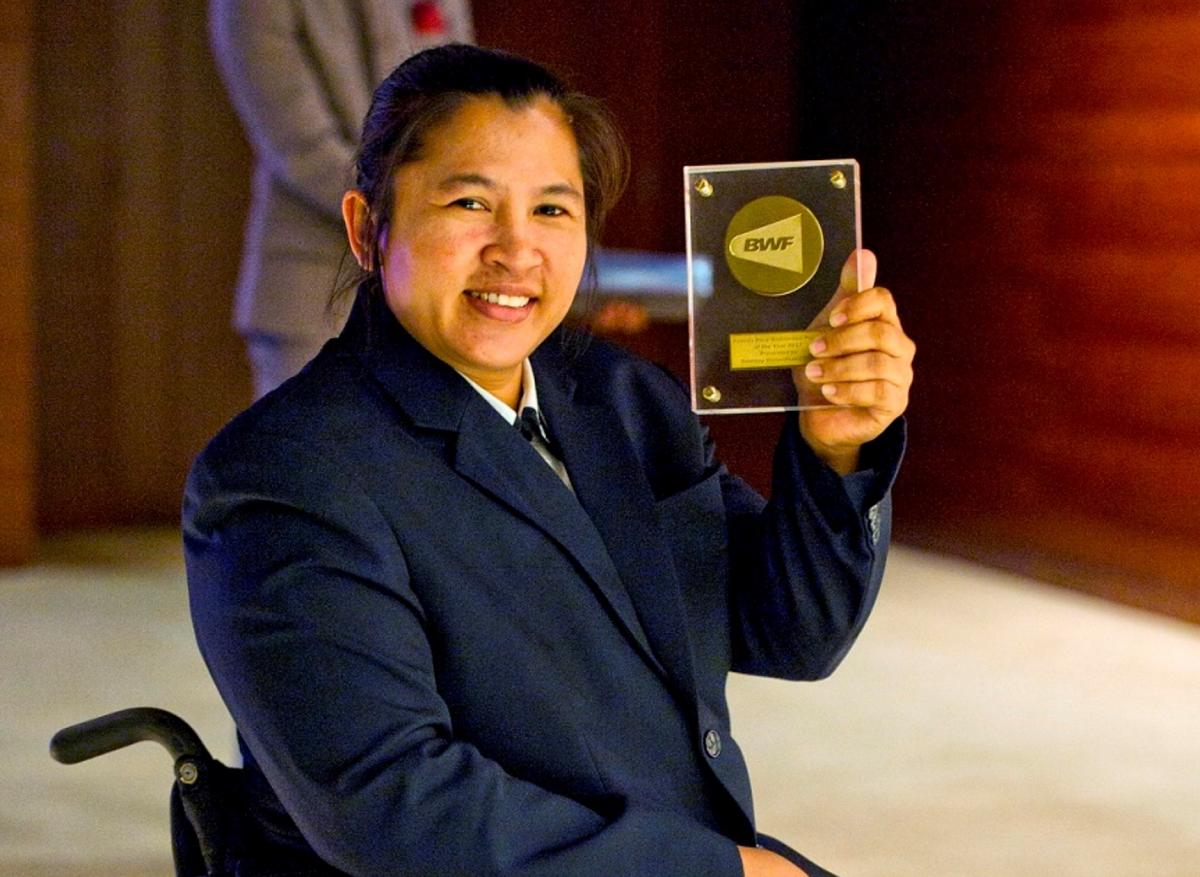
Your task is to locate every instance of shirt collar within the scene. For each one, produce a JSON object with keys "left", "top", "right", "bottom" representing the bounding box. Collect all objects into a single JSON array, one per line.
[{"left": 456, "top": 359, "right": 540, "bottom": 428}]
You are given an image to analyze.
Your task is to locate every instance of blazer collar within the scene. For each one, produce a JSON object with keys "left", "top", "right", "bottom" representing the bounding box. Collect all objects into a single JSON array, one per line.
[{"left": 342, "top": 287, "right": 475, "bottom": 432}]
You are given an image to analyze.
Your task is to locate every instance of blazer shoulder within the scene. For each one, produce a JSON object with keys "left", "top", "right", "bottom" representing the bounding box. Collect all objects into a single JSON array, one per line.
[
  {"left": 192, "top": 343, "right": 386, "bottom": 475},
  {"left": 559, "top": 333, "right": 692, "bottom": 411},
  {"left": 547, "top": 334, "right": 715, "bottom": 494}
]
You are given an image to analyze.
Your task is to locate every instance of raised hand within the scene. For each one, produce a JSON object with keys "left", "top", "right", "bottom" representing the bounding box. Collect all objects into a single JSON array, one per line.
[{"left": 794, "top": 250, "right": 915, "bottom": 475}]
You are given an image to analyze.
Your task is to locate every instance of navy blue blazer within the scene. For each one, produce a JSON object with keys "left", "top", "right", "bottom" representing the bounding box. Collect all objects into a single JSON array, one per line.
[{"left": 184, "top": 291, "right": 903, "bottom": 876}]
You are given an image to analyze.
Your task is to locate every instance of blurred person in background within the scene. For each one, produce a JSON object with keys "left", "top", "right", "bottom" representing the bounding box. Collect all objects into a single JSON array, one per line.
[{"left": 210, "top": 0, "right": 474, "bottom": 398}]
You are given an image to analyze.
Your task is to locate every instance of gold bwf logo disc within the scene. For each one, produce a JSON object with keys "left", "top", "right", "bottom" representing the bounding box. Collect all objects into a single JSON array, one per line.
[{"left": 724, "top": 196, "right": 824, "bottom": 296}]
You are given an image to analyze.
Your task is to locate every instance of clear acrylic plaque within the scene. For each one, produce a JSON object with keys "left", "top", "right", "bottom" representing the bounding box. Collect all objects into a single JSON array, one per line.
[{"left": 685, "top": 159, "right": 861, "bottom": 414}]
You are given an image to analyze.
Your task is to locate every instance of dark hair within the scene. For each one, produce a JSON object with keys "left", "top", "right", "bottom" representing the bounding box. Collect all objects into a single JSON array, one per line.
[{"left": 337, "top": 44, "right": 629, "bottom": 307}]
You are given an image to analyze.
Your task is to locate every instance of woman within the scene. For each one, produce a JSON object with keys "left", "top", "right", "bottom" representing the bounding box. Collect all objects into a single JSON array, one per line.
[{"left": 185, "top": 45, "right": 914, "bottom": 876}]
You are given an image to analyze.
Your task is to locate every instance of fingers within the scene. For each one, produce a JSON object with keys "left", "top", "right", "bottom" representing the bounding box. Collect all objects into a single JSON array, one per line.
[
  {"left": 815, "top": 373, "right": 909, "bottom": 412},
  {"left": 804, "top": 349, "right": 911, "bottom": 388},
  {"left": 803, "top": 346, "right": 911, "bottom": 413},
  {"left": 737, "top": 845, "right": 811, "bottom": 877},
  {"left": 826, "top": 284, "right": 902, "bottom": 332},
  {"left": 804, "top": 250, "right": 877, "bottom": 332},
  {"left": 797, "top": 251, "right": 913, "bottom": 464},
  {"left": 802, "top": 282, "right": 916, "bottom": 417},
  {"left": 811, "top": 283, "right": 912, "bottom": 370},
  {"left": 811, "top": 311, "right": 913, "bottom": 360}
]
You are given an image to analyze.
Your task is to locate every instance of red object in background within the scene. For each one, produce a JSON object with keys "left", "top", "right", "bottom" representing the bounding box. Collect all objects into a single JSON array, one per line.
[{"left": 410, "top": 1, "right": 447, "bottom": 35}]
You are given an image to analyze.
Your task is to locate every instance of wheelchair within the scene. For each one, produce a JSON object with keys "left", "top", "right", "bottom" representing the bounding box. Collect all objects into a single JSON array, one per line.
[{"left": 51, "top": 708, "right": 245, "bottom": 877}]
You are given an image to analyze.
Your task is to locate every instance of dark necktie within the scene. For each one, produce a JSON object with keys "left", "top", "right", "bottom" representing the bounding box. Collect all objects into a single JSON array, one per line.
[{"left": 516, "top": 407, "right": 562, "bottom": 459}]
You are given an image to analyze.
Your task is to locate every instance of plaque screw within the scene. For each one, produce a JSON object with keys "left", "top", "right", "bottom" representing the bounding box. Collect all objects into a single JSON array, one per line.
[
  {"left": 829, "top": 170, "right": 847, "bottom": 190},
  {"left": 694, "top": 177, "right": 714, "bottom": 197},
  {"left": 701, "top": 386, "right": 722, "bottom": 402}
]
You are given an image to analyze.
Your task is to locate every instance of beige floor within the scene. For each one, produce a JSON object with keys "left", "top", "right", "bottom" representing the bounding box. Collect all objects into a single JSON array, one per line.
[{"left": 1, "top": 529, "right": 1197, "bottom": 876}]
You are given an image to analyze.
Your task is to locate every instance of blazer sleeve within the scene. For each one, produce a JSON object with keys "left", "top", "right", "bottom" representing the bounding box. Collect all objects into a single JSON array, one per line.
[
  {"left": 722, "top": 415, "right": 906, "bottom": 681},
  {"left": 184, "top": 436, "right": 745, "bottom": 877},
  {"left": 208, "top": 0, "right": 359, "bottom": 221}
]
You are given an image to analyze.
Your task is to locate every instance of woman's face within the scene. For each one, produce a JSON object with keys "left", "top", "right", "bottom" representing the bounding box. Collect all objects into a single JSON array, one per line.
[{"left": 372, "top": 94, "right": 587, "bottom": 403}]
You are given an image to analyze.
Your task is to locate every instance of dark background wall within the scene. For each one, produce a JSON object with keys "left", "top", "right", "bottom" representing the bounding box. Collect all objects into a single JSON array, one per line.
[{"left": 3, "top": 1, "right": 1197, "bottom": 623}]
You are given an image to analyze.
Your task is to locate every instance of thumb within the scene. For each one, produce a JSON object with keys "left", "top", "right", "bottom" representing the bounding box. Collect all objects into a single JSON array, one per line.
[{"left": 840, "top": 248, "right": 878, "bottom": 293}]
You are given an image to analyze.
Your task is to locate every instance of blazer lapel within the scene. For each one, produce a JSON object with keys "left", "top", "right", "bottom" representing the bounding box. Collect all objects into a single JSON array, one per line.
[
  {"left": 536, "top": 348, "right": 699, "bottom": 703},
  {"left": 451, "top": 403, "right": 666, "bottom": 674}
]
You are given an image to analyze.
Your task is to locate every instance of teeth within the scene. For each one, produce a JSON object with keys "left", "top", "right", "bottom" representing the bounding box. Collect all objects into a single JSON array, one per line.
[{"left": 468, "top": 290, "right": 531, "bottom": 308}]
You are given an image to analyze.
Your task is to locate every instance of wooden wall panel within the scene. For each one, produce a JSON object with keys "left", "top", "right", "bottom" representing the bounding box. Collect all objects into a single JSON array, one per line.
[
  {"left": 32, "top": 0, "right": 252, "bottom": 531},
  {"left": 168, "top": 1, "right": 257, "bottom": 483},
  {"left": 110, "top": 0, "right": 177, "bottom": 521},
  {"left": 33, "top": 0, "right": 123, "bottom": 530},
  {"left": 1039, "top": 251, "right": 1200, "bottom": 346},
  {"left": 0, "top": 0, "right": 37, "bottom": 564},
  {"left": 1035, "top": 14, "right": 1200, "bottom": 108},
  {"left": 830, "top": 3, "right": 1200, "bottom": 621}
]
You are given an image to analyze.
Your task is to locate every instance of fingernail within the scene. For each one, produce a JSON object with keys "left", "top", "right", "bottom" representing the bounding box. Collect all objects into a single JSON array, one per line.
[
  {"left": 809, "top": 337, "right": 827, "bottom": 355},
  {"left": 822, "top": 383, "right": 838, "bottom": 398},
  {"left": 830, "top": 311, "right": 848, "bottom": 327},
  {"left": 805, "top": 362, "right": 823, "bottom": 380}
]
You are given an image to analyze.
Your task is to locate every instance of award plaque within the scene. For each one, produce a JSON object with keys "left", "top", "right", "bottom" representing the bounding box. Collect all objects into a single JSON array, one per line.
[{"left": 685, "top": 159, "right": 861, "bottom": 414}]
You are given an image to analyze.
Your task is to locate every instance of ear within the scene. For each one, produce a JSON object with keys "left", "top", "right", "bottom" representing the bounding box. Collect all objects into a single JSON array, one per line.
[{"left": 341, "top": 189, "right": 373, "bottom": 270}]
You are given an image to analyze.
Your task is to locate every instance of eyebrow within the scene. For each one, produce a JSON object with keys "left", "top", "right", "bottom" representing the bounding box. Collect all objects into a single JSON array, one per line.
[{"left": 435, "top": 173, "right": 583, "bottom": 202}]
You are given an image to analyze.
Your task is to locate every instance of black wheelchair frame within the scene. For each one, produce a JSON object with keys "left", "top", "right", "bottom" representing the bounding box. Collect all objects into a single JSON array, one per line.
[{"left": 51, "top": 708, "right": 242, "bottom": 877}]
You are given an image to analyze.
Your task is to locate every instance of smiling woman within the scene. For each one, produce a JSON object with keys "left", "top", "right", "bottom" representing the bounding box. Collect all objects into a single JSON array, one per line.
[
  {"left": 183, "top": 44, "right": 910, "bottom": 877},
  {"left": 342, "top": 94, "right": 588, "bottom": 407}
]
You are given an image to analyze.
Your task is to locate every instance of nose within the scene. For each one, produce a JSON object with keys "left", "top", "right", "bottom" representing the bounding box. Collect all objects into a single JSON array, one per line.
[{"left": 482, "top": 209, "right": 543, "bottom": 275}]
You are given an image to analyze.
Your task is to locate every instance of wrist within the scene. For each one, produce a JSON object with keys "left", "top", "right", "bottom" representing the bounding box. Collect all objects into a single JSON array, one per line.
[
  {"left": 816, "top": 447, "right": 860, "bottom": 476},
  {"left": 798, "top": 421, "right": 861, "bottom": 476}
]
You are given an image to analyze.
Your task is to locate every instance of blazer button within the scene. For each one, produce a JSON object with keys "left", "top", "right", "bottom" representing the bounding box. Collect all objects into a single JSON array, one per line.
[{"left": 703, "top": 728, "right": 722, "bottom": 758}]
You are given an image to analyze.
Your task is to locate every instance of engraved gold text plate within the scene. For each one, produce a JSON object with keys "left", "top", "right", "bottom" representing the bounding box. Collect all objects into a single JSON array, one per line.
[{"left": 685, "top": 159, "right": 861, "bottom": 414}]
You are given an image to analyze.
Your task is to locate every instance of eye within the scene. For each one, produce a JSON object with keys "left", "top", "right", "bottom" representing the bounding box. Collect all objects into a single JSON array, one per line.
[
  {"left": 451, "top": 197, "right": 487, "bottom": 211},
  {"left": 534, "top": 204, "right": 570, "bottom": 217}
]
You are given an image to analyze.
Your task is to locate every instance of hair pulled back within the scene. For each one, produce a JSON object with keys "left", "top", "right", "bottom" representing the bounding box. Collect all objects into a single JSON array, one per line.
[{"left": 345, "top": 44, "right": 629, "bottom": 302}]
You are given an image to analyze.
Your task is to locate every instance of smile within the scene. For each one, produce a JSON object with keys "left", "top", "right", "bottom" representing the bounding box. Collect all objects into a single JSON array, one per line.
[{"left": 466, "top": 289, "right": 531, "bottom": 309}]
